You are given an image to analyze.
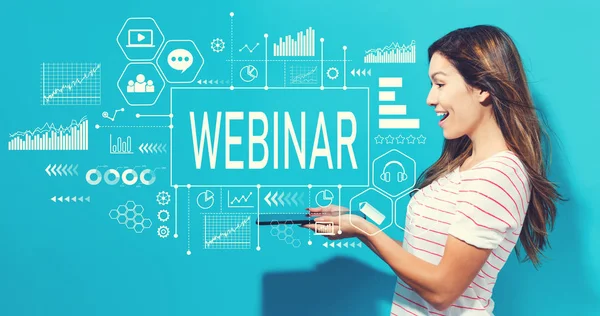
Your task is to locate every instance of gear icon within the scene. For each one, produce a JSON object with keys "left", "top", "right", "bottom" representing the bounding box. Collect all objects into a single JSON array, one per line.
[
  {"left": 326, "top": 67, "right": 339, "bottom": 80},
  {"left": 157, "top": 209, "right": 170, "bottom": 222},
  {"left": 211, "top": 38, "right": 225, "bottom": 53},
  {"left": 157, "top": 225, "right": 170, "bottom": 238},
  {"left": 156, "top": 191, "right": 171, "bottom": 206}
]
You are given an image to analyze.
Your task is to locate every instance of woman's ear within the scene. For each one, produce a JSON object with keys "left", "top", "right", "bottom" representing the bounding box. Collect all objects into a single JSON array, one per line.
[{"left": 478, "top": 89, "right": 492, "bottom": 106}]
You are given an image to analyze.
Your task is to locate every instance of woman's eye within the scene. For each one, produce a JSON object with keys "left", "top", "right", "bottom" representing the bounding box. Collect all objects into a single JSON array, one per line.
[{"left": 436, "top": 84, "right": 444, "bottom": 88}]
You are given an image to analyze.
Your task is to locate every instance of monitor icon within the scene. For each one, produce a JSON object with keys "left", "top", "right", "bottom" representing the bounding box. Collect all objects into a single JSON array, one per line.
[{"left": 127, "top": 29, "right": 154, "bottom": 48}]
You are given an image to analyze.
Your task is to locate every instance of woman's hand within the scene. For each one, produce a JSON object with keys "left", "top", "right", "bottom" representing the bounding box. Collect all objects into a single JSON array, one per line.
[{"left": 302, "top": 205, "right": 371, "bottom": 240}]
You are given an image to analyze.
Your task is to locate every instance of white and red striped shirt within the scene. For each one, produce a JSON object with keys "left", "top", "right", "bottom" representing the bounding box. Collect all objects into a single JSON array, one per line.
[{"left": 390, "top": 150, "right": 531, "bottom": 315}]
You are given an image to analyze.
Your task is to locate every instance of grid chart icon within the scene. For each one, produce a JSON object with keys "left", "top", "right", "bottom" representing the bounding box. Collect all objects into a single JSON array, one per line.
[
  {"left": 289, "top": 65, "right": 319, "bottom": 85},
  {"left": 204, "top": 215, "right": 252, "bottom": 250},
  {"left": 41, "top": 63, "right": 102, "bottom": 105}
]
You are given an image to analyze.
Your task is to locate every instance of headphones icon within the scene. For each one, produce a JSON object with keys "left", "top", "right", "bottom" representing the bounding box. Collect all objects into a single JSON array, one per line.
[{"left": 380, "top": 161, "right": 408, "bottom": 183}]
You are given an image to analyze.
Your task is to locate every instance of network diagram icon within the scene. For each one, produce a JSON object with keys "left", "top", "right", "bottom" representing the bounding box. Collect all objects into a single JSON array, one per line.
[
  {"left": 156, "top": 40, "right": 205, "bottom": 83},
  {"left": 116, "top": 17, "right": 165, "bottom": 61}
]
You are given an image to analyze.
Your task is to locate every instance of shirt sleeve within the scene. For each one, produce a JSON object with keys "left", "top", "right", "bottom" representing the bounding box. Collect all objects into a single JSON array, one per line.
[{"left": 447, "top": 161, "right": 526, "bottom": 249}]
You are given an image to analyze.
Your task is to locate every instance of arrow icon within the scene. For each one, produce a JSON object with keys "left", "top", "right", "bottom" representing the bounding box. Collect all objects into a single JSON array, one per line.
[
  {"left": 323, "top": 242, "right": 328, "bottom": 248},
  {"left": 264, "top": 191, "right": 272, "bottom": 207},
  {"left": 51, "top": 196, "right": 56, "bottom": 202}
]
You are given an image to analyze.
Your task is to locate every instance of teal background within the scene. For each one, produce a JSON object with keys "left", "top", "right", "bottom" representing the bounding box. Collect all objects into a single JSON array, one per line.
[{"left": 2, "top": 0, "right": 599, "bottom": 315}]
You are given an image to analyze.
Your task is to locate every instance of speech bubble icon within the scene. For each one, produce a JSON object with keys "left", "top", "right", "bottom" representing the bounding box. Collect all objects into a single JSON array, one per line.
[{"left": 167, "top": 49, "right": 194, "bottom": 73}]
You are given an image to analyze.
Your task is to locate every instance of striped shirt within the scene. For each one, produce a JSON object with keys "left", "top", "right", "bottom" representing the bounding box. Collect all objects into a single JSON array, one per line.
[{"left": 390, "top": 151, "right": 531, "bottom": 315}]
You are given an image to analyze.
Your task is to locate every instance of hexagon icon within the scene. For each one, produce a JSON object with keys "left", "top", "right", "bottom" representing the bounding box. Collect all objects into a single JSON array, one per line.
[
  {"left": 116, "top": 17, "right": 165, "bottom": 61},
  {"left": 117, "top": 62, "right": 165, "bottom": 106},
  {"left": 156, "top": 40, "right": 204, "bottom": 83},
  {"left": 372, "top": 149, "right": 416, "bottom": 198},
  {"left": 348, "top": 188, "right": 394, "bottom": 236}
]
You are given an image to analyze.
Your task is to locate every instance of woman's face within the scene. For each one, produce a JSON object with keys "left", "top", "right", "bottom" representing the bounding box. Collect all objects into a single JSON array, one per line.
[{"left": 426, "top": 52, "right": 490, "bottom": 139}]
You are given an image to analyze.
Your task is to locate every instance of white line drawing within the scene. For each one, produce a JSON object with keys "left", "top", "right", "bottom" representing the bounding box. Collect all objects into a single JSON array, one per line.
[
  {"left": 289, "top": 65, "right": 318, "bottom": 84},
  {"left": 127, "top": 29, "right": 155, "bottom": 48},
  {"left": 8, "top": 117, "right": 88, "bottom": 151},
  {"left": 359, "top": 201, "right": 386, "bottom": 225},
  {"left": 138, "top": 143, "right": 167, "bottom": 154},
  {"left": 263, "top": 191, "right": 304, "bottom": 207},
  {"left": 315, "top": 189, "right": 334, "bottom": 207},
  {"left": 326, "top": 67, "right": 339, "bottom": 80},
  {"left": 41, "top": 63, "right": 101, "bottom": 106},
  {"left": 269, "top": 220, "right": 301, "bottom": 248},
  {"left": 102, "top": 108, "right": 124, "bottom": 121},
  {"left": 85, "top": 166, "right": 164, "bottom": 187},
  {"left": 239, "top": 65, "right": 258, "bottom": 82},
  {"left": 197, "top": 190, "right": 215, "bottom": 209},
  {"left": 273, "top": 27, "right": 315, "bottom": 57},
  {"left": 45, "top": 164, "right": 78, "bottom": 176},
  {"left": 116, "top": 17, "right": 164, "bottom": 61},
  {"left": 227, "top": 191, "right": 254, "bottom": 209},
  {"left": 313, "top": 221, "right": 335, "bottom": 236},
  {"left": 197, "top": 79, "right": 229, "bottom": 85},
  {"left": 156, "top": 191, "right": 171, "bottom": 205},
  {"left": 109, "top": 134, "right": 133, "bottom": 155},
  {"left": 372, "top": 149, "right": 416, "bottom": 198},
  {"left": 204, "top": 215, "right": 251, "bottom": 249},
  {"left": 350, "top": 69, "right": 372, "bottom": 77},
  {"left": 211, "top": 38, "right": 225, "bottom": 52},
  {"left": 322, "top": 241, "right": 363, "bottom": 248},
  {"left": 108, "top": 201, "right": 152, "bottom": 233},
  {"left": 378, "top": 77, "right": 420, "bottom": 129},
  {"left": 117, "top": 62, "right": 165, "bottom": 106},
  {"left": 364, "top": 40, "right": 416, "bottom": 63},
  {"left": 374, "top": 134, "right": 427, "bottom": 145},
  {"left": 239, "top": 43, "right": 259, "bottom": 53},
  {"left": 51, "top": 196, "right": 90, "bottom": 203},
  {"left": 156, "top": 40, "right": 204, "bottom": 84},
  {"left": 158, "top": 209, "right": 170, "bottom": 222},
  {"left": 158, "top": 225, "right": 170, "bottom": 238}
]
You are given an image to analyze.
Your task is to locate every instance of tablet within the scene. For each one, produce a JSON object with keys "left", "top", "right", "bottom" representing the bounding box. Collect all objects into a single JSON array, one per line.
[{"left": 255, "top": 211, "right": 366, "bottom": 225}]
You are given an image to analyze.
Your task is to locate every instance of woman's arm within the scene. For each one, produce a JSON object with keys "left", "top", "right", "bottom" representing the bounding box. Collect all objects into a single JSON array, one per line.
[{"left": 361, "top": 223, "right": 491, "bottom": 311}]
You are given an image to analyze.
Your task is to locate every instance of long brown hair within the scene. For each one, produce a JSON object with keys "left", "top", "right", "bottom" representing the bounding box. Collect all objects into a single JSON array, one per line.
[{"left": 415, "top": 25, "right": 563, "bottom": 268}]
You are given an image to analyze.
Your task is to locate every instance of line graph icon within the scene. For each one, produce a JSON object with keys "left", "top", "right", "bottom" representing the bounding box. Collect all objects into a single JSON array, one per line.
[
  {"left": 289, "top": 65, "right": 318, "bottom": 85},
  {"left": 8, "top": 116, "right": 88, "bottom": 151},
  {"left": 204, "top": 215, "right": 251, "bottom": 250},
  {"left": 239, "top": 43, "right": 259, "bottom": 53},
  {"left": 364, "top": 40, "right": 416, "bottom": 63},
  {"left": 41, "top": 63, "right": 101, "bottom": 105},
  {"left": 227, "top": 191, "right": 254, "bottom": 209}
]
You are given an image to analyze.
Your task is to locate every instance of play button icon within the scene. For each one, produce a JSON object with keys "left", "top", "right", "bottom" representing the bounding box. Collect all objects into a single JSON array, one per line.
[{"left": 126, "top": 29, "right": 154, "bottom": 48}]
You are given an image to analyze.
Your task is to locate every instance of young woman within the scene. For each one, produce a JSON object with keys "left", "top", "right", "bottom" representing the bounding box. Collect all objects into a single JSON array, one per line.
[{"left": 302, "top": 25, "right": 562, "bottom": 315}]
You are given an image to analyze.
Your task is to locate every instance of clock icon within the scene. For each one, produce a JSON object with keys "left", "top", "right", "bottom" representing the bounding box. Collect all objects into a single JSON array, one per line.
[
  {"left": 315, "top": 189, "right": 335, "bottom": 207},
  {"left": 196, "top": 190, "right": 215, "bottom": 210}
]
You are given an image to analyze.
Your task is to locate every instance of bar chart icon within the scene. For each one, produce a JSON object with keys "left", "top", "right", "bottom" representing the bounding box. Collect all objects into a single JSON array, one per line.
[
  {"left": 273, "top": 27, "right": 316, "bottom": 57},
  {"left": 7, "top": 116, "right": 89, "bottom": 151},
  {"left": 378, "top": 78, "right": 420, "bottom": 129},
  {"left": 109, "top": 134, "right": 133, "bottom": 155}
]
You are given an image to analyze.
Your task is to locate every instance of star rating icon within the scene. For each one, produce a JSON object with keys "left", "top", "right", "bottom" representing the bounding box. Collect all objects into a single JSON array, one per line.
[
  {"left": 385, "top": 135, "right": 395, "bottom": 144},
  {"left": 373, "top": 134, "right": 427, "bottom": 145}
]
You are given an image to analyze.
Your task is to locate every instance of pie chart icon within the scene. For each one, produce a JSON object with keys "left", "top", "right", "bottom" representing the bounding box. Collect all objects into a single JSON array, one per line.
[
  {"left": 240, "top": 65, "right": 258, "bottom": 82},
  {"left": 196, "top": 190, "right": 215, "bottom": 210},
  {"left": 315, "top": 189, "right": 335, "bottom": 207}
]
